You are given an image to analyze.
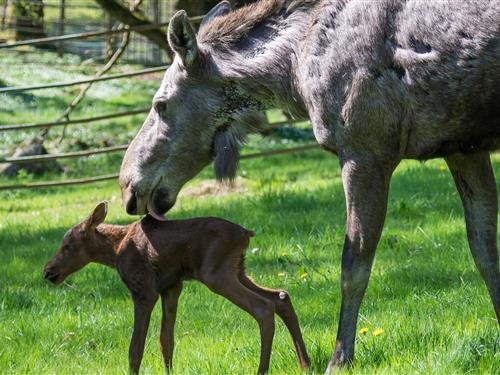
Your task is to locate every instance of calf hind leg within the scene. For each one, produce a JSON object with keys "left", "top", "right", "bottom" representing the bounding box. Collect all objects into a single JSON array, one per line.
[
  {"left": 204, "top": 272, "right": 275, "bottom": 374},
  {"left": 446, "top": 152, "right": 500, "bottom": 323},
  {"left": 239, "top": 273, "right": 310, "bottom": 368},
  {"left": 159, "top": 283, "right": 183, "bottom": 372}
]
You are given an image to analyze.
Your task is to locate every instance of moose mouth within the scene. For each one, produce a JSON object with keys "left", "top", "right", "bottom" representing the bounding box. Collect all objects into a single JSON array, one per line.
[
  {"left": 43, "top": 269, "right": 62, "bottom": 284},
  {"left": 145, "top": 186, "right": 174, "bottom": 221},
  {"left": 123, "top": 180, "right": 175, "bottom": 218},
  {"left": 147, "top": 201, "right": 169, "bottom": 221}
]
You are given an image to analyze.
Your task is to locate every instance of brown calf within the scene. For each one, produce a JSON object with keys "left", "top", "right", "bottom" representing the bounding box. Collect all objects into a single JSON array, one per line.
[{"left": 43, "top": 202, "right": 310, "bottom": 374}]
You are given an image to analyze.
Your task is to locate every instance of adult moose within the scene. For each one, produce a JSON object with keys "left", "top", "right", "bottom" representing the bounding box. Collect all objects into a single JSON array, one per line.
[{"left": 120, "top": 0, "right": 500, "bottom": 371}]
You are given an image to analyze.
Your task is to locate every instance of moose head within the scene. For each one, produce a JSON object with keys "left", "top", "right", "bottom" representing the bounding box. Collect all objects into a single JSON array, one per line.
[{"left": 119, "top": 1, "right": 267, "bottom": 219}]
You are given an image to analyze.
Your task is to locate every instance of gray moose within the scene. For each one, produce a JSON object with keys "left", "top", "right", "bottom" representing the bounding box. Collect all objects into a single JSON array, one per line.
[{"left": 119, "top": 0, "right": 500, "bottom": 371}]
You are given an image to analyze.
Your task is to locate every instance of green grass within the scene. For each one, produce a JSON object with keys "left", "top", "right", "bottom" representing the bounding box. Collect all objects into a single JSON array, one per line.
[{"left": 0, "top": 51, "right": 499, "bottom": 374}]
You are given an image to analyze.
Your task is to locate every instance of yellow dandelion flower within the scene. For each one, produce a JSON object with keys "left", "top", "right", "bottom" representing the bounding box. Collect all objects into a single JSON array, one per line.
[
  {"left": 300, "top": 271, "right": 308, "bottom": 279},
  {"left": 280, "top": 251, "right": 289, "bottom": 257},
  {"left": 359, "top": 327, "right": 369, "bottom": 335},
  {"left": 439, "top": 165, "right": 447, "bottom": 171},
  {"left": 278, "top": 272, "right": 286, "bottom": 277},
  {"left": 373, "top": 328, "right": 384, "bottom": 336}
]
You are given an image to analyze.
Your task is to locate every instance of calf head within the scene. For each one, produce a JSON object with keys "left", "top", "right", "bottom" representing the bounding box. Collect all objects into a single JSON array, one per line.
[{"left": 43, "top": 202, "right": 108, "bottom": 284}]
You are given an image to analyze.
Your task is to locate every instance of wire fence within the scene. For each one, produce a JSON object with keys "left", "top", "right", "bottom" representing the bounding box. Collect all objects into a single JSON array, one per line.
[
  {"left": 0, "top": 3, "right": 316, "bottom": 192},
  {"left": 0, "top": 0, "right": 202, "bottom": 65}
]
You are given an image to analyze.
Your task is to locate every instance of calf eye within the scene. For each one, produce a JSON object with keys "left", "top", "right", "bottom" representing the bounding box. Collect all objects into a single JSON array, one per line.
[{"left": 154, "top": 100, "right": 167, "bottom": 116}]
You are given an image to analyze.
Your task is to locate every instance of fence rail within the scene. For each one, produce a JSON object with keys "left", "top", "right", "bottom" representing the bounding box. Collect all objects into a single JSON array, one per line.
[
  {"left": 0, "top": 145, "right": 129, "bottom": 164},
  {"left": 0, "top": 66, "right": 167, "bottom": 93},
  {"left": 0, "top": 174, "right": 118, "bottom": 191},
  {"left": 0, "top": 144, "right": 319, "bottom": 191},
  {"left": 0, "top": 108, "right": 150, "bottom": 131},
  {"left": 0, "top": 119, "right": 308, "bottom": 165}
]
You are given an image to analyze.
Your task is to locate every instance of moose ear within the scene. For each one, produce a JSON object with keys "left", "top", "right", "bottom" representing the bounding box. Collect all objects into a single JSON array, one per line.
[
  {"left": 86, "top": 201, "right": 108, "bottom": 230},
  {"left": 168, "top": 10, "right": 198, "bottom": 67},
  {"left": 200, "top": 1, "right": 232, "bottom": 28}
]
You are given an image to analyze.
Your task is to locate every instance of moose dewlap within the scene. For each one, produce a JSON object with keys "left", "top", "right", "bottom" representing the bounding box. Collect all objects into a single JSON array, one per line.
[{"left": 43, "top": 202, "right": 310, "bottom": 374}]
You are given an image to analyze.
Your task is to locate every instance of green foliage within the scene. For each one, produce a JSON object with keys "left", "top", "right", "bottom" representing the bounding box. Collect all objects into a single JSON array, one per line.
[{"left": 0, "top": 50, "right": 499, "bottom": 374}]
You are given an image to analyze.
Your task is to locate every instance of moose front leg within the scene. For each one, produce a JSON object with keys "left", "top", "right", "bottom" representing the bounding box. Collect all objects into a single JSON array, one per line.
[
  {"left": 326, "top": 155, "right": 394, "bottom": 372},
  {"left": 159, "top": 283, "right": 183, "bottom": 372}
]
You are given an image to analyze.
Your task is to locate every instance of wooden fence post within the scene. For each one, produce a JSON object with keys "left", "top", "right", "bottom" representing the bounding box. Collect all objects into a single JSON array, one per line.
[{"left": 57, "top": 0, "right": 65, "bottom": 57}]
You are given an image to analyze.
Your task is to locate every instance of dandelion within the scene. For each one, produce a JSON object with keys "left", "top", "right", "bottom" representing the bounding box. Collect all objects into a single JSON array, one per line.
[
  {"left": 278, "top": 272, "right": 286, "bottom": 277},
  {"left": 300, "top": 271, "right": 308, "bottom": 279},
  {"left": 359, "top": 327, "right": 369, "bottom": 335},
  {"left": 439, "top": 165, "right": 447, "bottom": 171},
  {"left": 373, "top": 328, "right": 384, "bottom": 336},
  {"left": 280, "top": 251, "right": 289, "bottom": 257}
]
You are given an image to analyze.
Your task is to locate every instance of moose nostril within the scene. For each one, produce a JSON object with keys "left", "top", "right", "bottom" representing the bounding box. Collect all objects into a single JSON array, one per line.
[
  {"left": 126, "top": 192, "right": 138, "bottom": 215},
  {"left": 43, "top": 269, "right": 50, "bottom": 279}
]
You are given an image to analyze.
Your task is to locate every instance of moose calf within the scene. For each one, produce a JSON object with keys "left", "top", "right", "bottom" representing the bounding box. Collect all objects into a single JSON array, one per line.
[{"left": 43, "top": 202, "right": 310, "bottom": 374}]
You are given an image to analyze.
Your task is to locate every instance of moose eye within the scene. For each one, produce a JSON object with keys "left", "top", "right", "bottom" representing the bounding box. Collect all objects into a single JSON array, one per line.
[{"left": 154, "top": 100, "right": 167, "bottom": 116}]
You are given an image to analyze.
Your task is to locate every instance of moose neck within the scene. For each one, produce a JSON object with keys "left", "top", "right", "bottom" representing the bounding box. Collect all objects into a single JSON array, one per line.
[
  {"left": 212, "top": 5, "right": 313, "bottom": 119},
  {"left": 90, "top": 224, "right": 129, "bottom": 268}
]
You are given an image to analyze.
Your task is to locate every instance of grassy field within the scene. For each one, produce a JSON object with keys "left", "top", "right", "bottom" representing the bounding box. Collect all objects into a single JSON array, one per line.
[{"left": 1, "top": 51, "right": 499, "bottom": 374}]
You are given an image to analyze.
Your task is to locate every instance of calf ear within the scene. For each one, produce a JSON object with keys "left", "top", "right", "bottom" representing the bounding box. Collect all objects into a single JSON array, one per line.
[
  {"left": 86, "top": 201, "right": 108, "bottom": 230},
  {"left": 168, "top": 10, "right": 198, "bottom": 67},
  {"left": 200, "top": 1, "right": 232, "bottom": 28}
]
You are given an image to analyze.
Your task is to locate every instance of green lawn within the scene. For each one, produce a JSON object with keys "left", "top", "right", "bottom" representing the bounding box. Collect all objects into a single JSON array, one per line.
[{"left": 0, "top": 51, "right": 499, "bottom": 374}]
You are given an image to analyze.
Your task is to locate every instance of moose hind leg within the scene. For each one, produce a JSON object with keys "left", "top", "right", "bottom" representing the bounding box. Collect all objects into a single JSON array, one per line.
[
  {"left": 446, "top": 152, "right": 500, "bottom": 323},
  {"left": 239, "top": 274, "right": 310, "bottom": 368}
]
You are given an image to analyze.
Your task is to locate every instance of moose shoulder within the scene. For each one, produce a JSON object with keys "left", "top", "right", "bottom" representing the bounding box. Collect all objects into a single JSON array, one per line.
[{"left": 119, "top": 0, "right": 500, "bottom": 372}]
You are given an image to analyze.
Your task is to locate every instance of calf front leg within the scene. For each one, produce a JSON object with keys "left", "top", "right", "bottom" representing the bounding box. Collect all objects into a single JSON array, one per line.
[
  {"left": 446, "top": 152, "right": 500, "bottom": 323},
  {"left": 326, "top": 155, "right": 394, "bottom": 372},
  {"left": 129, "top": 294, "right": 158, "bottom": 374},
  {"left": 159, "top": 283, "right": 183, "bottom": 372}
]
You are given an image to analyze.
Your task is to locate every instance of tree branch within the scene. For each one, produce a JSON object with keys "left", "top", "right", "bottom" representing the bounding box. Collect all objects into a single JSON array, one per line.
[{"left": 95, "top": 0, "right": 171, "bottom": 56}]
